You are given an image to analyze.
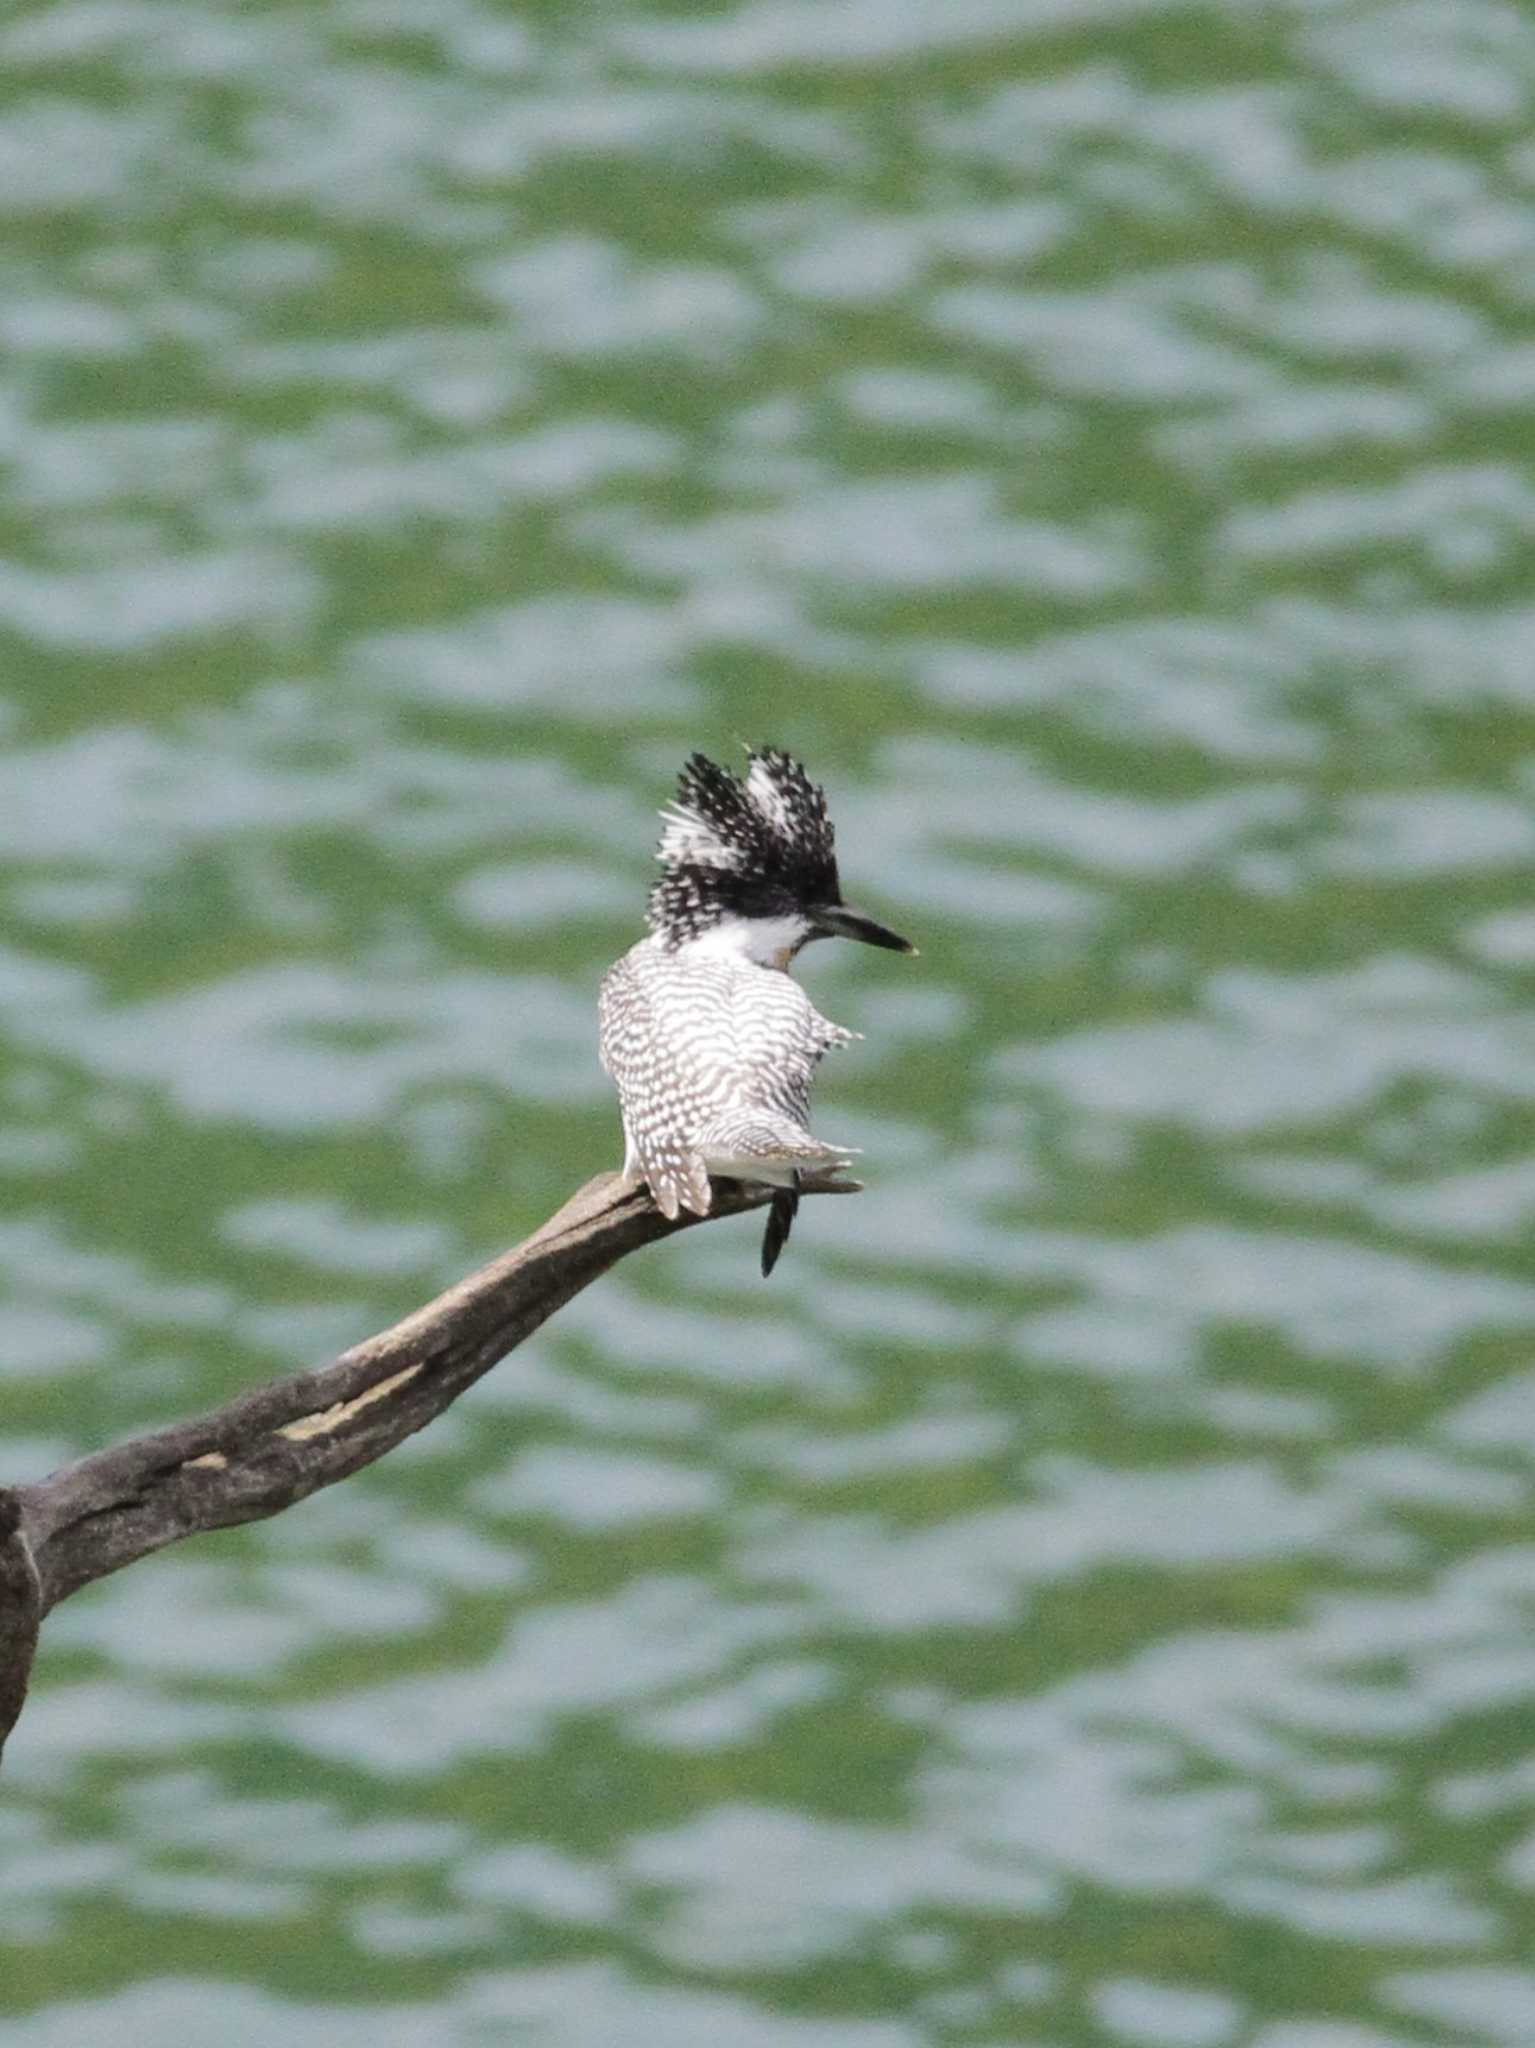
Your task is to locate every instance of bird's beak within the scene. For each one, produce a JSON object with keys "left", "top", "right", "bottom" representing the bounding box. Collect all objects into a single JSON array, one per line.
[{"left": 811, "top": 903, "right": 917, "bottom": 953}]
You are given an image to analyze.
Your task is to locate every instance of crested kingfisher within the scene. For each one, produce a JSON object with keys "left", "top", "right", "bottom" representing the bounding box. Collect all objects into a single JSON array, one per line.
[{"left": 599, "top": 748, "right": 915, "bottom": 1276}]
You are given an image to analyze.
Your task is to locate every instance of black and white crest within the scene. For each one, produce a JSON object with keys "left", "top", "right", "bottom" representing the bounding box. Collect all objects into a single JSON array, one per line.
[{"left": 647, "top": 748, "right": 841, "bottom": 946}]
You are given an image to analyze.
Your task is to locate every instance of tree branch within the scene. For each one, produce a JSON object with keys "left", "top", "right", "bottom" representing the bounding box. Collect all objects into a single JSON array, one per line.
[
  {"left": 0, "top": 1169, "right": 856, "bottom": 1765},
  {"left": 0, "top": 1489, "right": 41, "bottom": 1760}
]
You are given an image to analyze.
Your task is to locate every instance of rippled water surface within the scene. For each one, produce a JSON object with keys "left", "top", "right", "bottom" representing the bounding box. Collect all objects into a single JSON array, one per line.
[{"left": 5, "top": 1, "right": 1535, "bottom": 2042}]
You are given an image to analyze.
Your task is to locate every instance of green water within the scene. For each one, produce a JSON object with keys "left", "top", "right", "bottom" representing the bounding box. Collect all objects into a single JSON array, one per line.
[{"left": 4, "top": 1, "right": 1535, "bottom": 2042}]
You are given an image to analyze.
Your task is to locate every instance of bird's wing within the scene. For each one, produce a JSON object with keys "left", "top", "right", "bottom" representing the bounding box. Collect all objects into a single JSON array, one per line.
[
  {"left": 721, "top": 971, "right": 854, "bottom": 1126},
  {"left": 598, "top": 949, "right": 713, "bottom": 1218},
  {"left": 599, "top": 949, "right": 854, "bottom": 1216}
]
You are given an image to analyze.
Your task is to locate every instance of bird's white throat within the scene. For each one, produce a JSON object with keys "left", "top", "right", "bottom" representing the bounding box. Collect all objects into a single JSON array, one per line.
[{"left": 672, "top": 914, "right": 812, "bottom": 969}]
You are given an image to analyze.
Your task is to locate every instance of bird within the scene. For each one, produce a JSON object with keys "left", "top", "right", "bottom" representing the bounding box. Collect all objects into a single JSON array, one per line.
[{"left": 599, "top": 747, "right": 914, "bottom": 1276}]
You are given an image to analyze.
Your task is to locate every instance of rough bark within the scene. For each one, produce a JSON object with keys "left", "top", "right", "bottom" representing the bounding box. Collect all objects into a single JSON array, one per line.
[
  {"left": 0, "top": 1489, "right": 41, "bottom": 1760},
  {"left": 0, "top": 1169, "right": 855, "bottom": 1765}
]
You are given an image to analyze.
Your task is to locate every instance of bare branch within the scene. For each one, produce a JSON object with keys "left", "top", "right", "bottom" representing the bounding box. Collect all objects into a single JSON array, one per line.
[
  {"left": 0, "top": 1490, "right": 41, "bottom": 1765},
  {"left": 0, "top": 1168, "right": 857, "bottom": 1764}
]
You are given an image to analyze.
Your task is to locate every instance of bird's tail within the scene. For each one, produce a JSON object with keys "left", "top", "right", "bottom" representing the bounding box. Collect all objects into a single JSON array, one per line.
[
  {"left": 695, "top": 1113, "right": 858, "bottom": 1179},
  {"left": 761, "top": 1184, "right": 799, "bottom": 1278}
]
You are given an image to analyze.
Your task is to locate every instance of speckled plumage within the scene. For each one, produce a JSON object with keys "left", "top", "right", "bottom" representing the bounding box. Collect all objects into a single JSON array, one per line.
[
  {"left": 598, "top": 936, "right": 856, "bottom": 1221},
  {"left": 647, "top": 748, "right": 839, "bottom": 949},
  {"left": 600, "top": 747, "right": 903, "bottom": 1274}
]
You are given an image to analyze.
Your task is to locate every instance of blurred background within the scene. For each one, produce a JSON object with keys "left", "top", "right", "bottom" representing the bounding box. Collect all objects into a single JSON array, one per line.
[{"left": 3, "top": 1, "right": 1535, "bottom": 2043}]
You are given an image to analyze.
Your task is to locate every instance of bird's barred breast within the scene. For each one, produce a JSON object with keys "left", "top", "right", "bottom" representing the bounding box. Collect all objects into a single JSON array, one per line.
[{"left": 598, "top": 941, "right": 845, "bottom": 1139}]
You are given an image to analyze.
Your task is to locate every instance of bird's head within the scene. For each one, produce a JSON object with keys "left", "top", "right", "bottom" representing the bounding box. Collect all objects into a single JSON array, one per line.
[{"left": 647, "top": 748, "right": 914, "bottom": 964}]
